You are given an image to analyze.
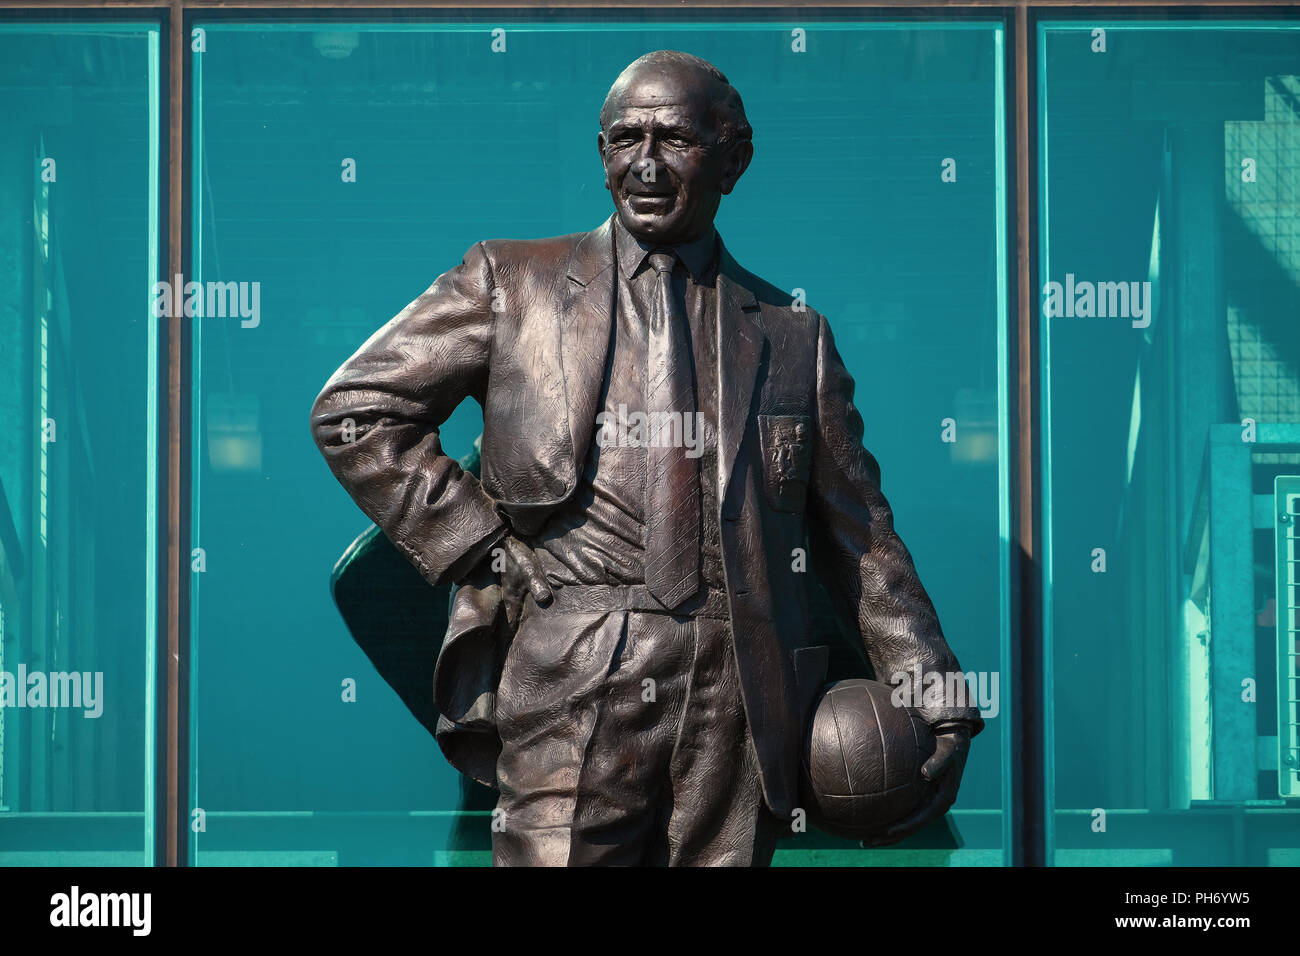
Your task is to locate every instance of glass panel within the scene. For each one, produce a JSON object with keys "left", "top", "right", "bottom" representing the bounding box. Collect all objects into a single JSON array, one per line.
[
  {"left": 1039, "top": 21, "right": 1300, "bottom": 865},
  {"left": 191, "top": 17, "right": 1008, "bottom": 866},
  {"left": 0, "top": 22, "right": 161, "bottom": 865}
]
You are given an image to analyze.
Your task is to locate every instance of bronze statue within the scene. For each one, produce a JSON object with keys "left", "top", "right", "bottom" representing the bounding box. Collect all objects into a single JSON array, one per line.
[{"left": 311, "top": 50, "right": 983, "bottom": 866}]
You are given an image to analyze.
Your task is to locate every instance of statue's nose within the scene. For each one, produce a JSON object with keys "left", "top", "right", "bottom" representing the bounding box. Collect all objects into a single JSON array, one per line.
[{"left": 631, "top": 155, "right": 667, "bottom": 186}]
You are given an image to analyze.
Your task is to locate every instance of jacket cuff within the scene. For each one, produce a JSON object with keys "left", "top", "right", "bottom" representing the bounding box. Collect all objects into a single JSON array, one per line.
[
  {"left": 924, "top": 713, "right": 985, "bottom": 739},
  {"left": 442, "top": 524, "right": 509, "bottom": 587},
  {"left": 929, "top": 717, "right": 983, "bottom": 738},
  {"left": 393, "top": 489, "right": 507, "bottom": 590}
]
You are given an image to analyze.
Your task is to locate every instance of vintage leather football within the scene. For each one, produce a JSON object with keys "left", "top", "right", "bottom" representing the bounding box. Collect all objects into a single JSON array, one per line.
[{"left": 800, "top": 678, "right": 937, "bottom": 839}]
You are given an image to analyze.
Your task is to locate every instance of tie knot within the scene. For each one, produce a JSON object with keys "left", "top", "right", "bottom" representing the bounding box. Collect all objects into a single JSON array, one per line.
[{"left": 648, "top": 251, "right": 677, "bottom": 276}]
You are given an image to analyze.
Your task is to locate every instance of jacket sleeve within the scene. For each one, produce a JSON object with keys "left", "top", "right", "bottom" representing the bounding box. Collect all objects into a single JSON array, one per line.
[
  {"left": 310, "top": 242, "right": 507, "bottom": 589},
  {"left": 806, "top": 312, "right": 984, "bottom": 736}
]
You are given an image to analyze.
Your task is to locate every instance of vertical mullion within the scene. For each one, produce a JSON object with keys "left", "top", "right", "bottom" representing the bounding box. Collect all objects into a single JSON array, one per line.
[
  {"left": 1013, "top": 1, "right": 1048, "bottom": 867},
  {"left": 145, "top": 21, "right": 160, "bottom": 870},
  {"left": 166, "top": 0, "right": 184, "bottom": 869}
]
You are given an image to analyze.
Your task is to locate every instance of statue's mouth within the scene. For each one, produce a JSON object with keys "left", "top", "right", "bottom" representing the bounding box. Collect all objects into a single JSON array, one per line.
[{"left": 626, "top": 192, "right": 675, "bottom": 210}]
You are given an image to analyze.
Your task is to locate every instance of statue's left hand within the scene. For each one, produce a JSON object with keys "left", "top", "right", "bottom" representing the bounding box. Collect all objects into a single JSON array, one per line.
[{"left": 862, "top": 728, "right": 970, "bottom": 848}]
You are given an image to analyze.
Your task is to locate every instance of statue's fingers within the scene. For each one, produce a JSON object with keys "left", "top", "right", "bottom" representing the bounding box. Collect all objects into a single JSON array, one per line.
[
  {"left": 877, "top": 782, "right": 953, "bottom": 842},
  {"left": 920, "top": 739, "right": 957, "bottom": 782},
  {"left": 507, "top": 537, "right": 553, "bottom": 604}
]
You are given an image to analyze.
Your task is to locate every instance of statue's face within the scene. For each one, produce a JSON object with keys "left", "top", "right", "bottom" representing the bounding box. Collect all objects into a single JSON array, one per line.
[{"left": 598, "top": 65, "right": 750, "bottom": 245}]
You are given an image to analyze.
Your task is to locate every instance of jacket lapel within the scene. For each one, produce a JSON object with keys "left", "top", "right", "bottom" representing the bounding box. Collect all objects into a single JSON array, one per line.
[
  {"left": 715, "top": 242, "right": 765, "bottom": 501},
  {"left": 557, "top": 216, "right": 617, "bottom": 497},
  {"left": 555, "top": 219, "right": 764, "bottom": 507}
]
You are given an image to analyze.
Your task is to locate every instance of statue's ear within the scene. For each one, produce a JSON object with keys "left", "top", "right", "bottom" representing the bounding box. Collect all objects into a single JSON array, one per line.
[
  {"left": 720, "top": 139, "right": 753, "bottom": 196},
  {"left": 597, "top": 130, "right": 611, "bottom": 186}
]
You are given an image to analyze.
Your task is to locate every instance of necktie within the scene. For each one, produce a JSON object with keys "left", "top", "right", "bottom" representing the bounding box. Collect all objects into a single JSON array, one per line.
[{"left": 644, "top": 251, "right": 701, "bottom": 609}]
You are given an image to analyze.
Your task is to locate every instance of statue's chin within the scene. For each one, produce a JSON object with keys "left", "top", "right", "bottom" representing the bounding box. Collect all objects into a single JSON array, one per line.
[{"left": 616, "top": 206, "right": 705, "bottom": 248}]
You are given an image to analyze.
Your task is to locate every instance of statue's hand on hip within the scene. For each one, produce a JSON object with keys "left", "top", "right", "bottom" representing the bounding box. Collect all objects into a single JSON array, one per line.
[{"left": 498, "top": 533, "right": 554, "bottom": 628}]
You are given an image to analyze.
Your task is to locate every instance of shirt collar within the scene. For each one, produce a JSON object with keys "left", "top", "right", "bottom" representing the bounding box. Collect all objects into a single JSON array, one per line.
[{"left": 613, "top": 214, "right": 718, "bottom": 283}]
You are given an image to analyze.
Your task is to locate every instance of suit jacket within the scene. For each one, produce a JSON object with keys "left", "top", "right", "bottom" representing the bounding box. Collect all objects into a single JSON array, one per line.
[{"left": 310, "top": 214, "right": 984, "bottom": 818}]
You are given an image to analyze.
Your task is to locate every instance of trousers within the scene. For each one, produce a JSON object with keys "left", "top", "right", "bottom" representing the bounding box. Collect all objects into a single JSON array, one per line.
[{"left": 491, "top": 585, "right": 785, "bottom": 866}]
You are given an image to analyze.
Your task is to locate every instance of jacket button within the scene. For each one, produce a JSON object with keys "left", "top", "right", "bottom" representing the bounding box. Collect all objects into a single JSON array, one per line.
[{"left": 551, "top": 478, "right": 566, "bottom": 497}]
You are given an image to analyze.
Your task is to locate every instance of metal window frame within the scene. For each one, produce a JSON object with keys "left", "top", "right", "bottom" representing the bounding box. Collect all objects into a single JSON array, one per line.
[
  {"left": 1, "top": 0, "right": 1296, "bottom": 867},
  {"left": 1277, "top": 476, "right": 1300, "bottom": 797}
]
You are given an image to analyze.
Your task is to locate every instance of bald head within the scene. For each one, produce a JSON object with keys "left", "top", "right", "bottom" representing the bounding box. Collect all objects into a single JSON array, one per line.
[{"left": 600, "top": 50, "right": 751, "bottom": 148}]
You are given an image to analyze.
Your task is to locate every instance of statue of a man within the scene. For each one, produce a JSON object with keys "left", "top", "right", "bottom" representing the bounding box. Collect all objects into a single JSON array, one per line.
[{"left": 311, "top": 50, "right": 983, "bottom": 866}]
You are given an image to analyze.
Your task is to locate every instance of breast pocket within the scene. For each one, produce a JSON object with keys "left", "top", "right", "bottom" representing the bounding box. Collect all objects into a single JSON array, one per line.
[{"left": 757, "top": 413, "right": 813, "bottom": 513}]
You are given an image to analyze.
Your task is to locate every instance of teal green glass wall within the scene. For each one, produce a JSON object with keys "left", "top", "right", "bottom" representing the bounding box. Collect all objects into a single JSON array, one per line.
[
  {"left": 1039, "top": 21, "right": 1300, "bottom": 864},
  {"left": 188, "top": 19, "right": 1009, "bottom": 866},
  {"left": 0, "top": 22, "right": 160, "bottom": 865},
  {"left": 15, "top": 11, "right": 1295, "bottom": 870}
]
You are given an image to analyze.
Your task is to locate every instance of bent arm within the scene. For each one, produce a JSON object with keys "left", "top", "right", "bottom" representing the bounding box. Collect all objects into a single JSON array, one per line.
[
  {"left": 310, "top": 242, "right": 506, "bottom": 588},
  {"left": 806, "top": 312, "right": 983, "bottom": 736}
]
